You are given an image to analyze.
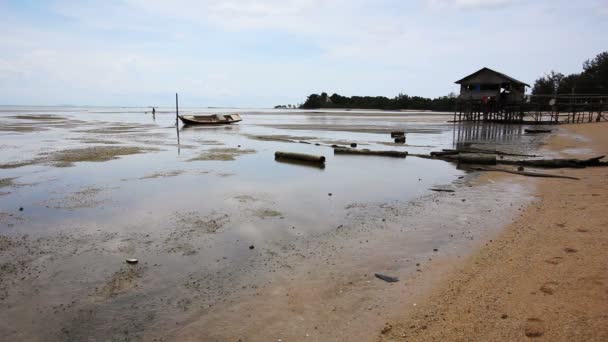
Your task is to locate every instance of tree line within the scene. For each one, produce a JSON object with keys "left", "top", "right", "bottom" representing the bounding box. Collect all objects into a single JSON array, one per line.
[
  {"left": 297, "top": 92, "right": 457, "bottom": 111},
  {"left": 279, "top": 51, "right": 607, "bottom": 110},
  {"left": 532, "top": 51, "right": 608, "bottom": 96}
]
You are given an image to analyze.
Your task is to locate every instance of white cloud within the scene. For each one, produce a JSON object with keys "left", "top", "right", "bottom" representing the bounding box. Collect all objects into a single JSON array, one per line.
[
  {"left": 427, "top": 0, "right": 519, "bottom": 10},
  {"left": 0, "top": 0, "right": 606, "bottom": 106}
]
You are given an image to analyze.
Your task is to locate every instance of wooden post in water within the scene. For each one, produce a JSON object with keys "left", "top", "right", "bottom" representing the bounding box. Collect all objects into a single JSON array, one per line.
[
  {"left": 175, "top": 93, "right": 179, "bottom": 126},
  {"left": 175, "top": 93, "right": 180, "bottom": 149}
]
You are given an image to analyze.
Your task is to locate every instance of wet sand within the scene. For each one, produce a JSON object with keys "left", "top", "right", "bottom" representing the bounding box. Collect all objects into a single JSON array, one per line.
[{"left": 380, "top": 122, "right": 608, "bottom": 341}]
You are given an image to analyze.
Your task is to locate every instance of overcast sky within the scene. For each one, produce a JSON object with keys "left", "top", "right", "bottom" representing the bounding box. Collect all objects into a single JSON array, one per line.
[{"left": 0, "top": 0, "right": 606, "bottom": 107}]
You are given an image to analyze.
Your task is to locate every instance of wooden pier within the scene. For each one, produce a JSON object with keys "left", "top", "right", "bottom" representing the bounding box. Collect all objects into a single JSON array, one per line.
[{"left": 454, "top": 95, "right": 608, "bottom": 125}]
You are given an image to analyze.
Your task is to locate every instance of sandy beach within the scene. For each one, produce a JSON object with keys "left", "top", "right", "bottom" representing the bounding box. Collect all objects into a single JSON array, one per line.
[{"left": 381, "top": 122, "right": 608, "bottom": 341}]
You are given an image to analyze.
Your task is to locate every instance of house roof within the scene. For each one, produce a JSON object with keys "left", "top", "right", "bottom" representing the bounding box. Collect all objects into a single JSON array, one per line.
[{"left": 455, "top": 67, "right": 530, "bottom": 87}]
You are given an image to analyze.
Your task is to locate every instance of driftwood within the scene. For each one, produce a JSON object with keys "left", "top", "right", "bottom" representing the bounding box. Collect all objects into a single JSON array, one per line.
[
  {"left": 499, "top": 156, "right": 606, "bottom": 168},
  {"left": 334, "top": 148, "right": 407, "bottom": 158},
  {"left": 275, "top": 151, "right": 326, "bottom": 164},
  {"left": 468, "top": 166, "right": 580, "bottom": 180},
  {"left": 430, "top": 150, "right": 460, "bottom": 157},
  {"left": 444, "top": 153, "right": 497, "bottom": 165},
  {"left": 375, "top": 273, "right": 399, "bottom": 283},
  {"left": 441, "top": 148, "right": 537, "bottom": 157},
  {"left": 429, "top": 188, "right": 455, "bottom": 192},
  {"left": 525, "top": 129, "right": 552, "bottom": 134}
]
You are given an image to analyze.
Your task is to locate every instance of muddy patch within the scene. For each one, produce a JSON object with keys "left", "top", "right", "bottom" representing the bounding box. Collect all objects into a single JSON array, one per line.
[
  {"left": 0, "top": 178, "right": 16, "bottom": 189},
  {"left": 171, "top": 211, "right": 229, "bottom": 234},
  {"left": 139, "top": 170, "right": 185, "bottom": 180},
  {"left": 47, "top": 146, "right": 157, "bottom": 167},
  {"left": 41, "top": 187, "right": 107, "bottom": 210},
  {"left": 186, "top": 148, "right": 256, "bottom": 162},
  {"left": 8, "top": 114, "right": 68, "bottom": 121},
  {"left": 76, "top": 123, "right": 156, "bottom": 135},
  {"left": 164, "top": 212, "right": 230, "bottom": 255},
  {"left": 251, "top": 208, "right": 282, "bottom": 219},
  {"left": 192, "top": 139, "right": 225, "bottom": 146},
  {"left": 0, "top": 178, "right": 17, "bottom": 196},
  {"left": 0, "top": 146, "right": 157, "bottom": 169},
  {"left": 233, "top": 195, "right": 259, "bottom": 203},
  {"left": 0, "top": 124, "right": 48, "bottom": 133},
  {"left": 71, "top": 138, "right": 123, "bottom": 145},
  {"left": 244, "top": 134, "right": 315, "bottom": 143},
  {"left": 94, "top": 265, "right": 145, "bottom": 300}
]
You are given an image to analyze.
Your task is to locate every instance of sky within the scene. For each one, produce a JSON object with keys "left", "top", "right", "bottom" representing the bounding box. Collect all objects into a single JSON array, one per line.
[{"left": 0, "top": 0, "right": 607, "bottom": 107}]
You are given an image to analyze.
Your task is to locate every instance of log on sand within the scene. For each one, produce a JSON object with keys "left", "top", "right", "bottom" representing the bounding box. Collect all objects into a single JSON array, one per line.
[
  {"left": 499, "top": 156, "right": 606, "bottom": 168},
  {"left": 441, "top": 148, "right": 537, "bottom": 157},
  {"left": 525, "top": 129, "right": 552, "bottom": 134},
  {"left": 444, "top": 153, "right": 497, "bottom": 165},
  {"left": 333, "top": 148, "right": 407, "bottom": 158},
  {"left": 468, "top": 166, "right": 580, "bottom": 180},
  {"left": 275, "top": 151, "right": 326, "bottom": 164}
]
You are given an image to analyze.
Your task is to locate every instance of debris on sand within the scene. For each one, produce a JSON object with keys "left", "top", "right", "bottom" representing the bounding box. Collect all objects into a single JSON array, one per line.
[
  {"left": 126, "top": 258, "right": 139, "bottom": 264},
  {"left": 187, "top": 148, "right": 256, "bottom": 162},
  {"left": 429, "top": 188, "right": 455, "bottom": 193},
  {"left": 375, "top": 273, "right": 399, "bottom": 283}
]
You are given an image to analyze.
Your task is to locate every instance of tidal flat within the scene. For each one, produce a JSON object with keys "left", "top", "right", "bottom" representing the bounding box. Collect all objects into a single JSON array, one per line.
[{"left": 0, "top": 106, "right": 544, "bottom": 341}]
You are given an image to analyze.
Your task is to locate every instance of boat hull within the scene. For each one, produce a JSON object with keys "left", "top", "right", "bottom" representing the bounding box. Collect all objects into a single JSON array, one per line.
[{"left": 178, "top": 114, "right": 242, "bottom": 126}]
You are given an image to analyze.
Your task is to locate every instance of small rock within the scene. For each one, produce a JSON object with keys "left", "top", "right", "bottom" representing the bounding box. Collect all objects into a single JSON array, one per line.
[
  {"left": 249, "top": 245, "right": 255, "bottom": 250},
  {"left": 350, "top": 143, "right": 357, "bottom": 148},
  {"left": 381, "top": 323, "right": 392, "bottom": 334},
  {"left": 126, "top": 258, "right": 138, "bottom": 264},
  {"left": 19, "top": 207, "right": 23, "bottom": 211},
  {"left": 328, "top": 193, "right": 332, "bottom": 196},
  {"left": 525, "top": 327, "right": 543, "bottom": 338},
  {"left": 501, "top": 314, "right": 508, "bottom": 319},
  {"left": 517, "top": 166, "right": 524, "bottom": 171},
  {"left": 433, "top": 248, "right": 438, "bottom": 252}
]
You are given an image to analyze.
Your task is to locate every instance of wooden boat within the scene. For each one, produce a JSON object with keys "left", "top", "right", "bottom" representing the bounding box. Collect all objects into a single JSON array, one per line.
[
  {"left": 524, "top": 128, "right": 552, "bottom": 134},
  {"left": 179, "top": 113, "right": 242, "bottom": 125}
]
